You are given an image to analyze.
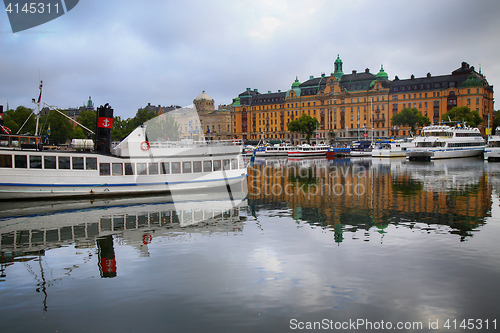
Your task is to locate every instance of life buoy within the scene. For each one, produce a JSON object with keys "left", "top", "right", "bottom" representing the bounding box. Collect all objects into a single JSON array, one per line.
[
  {"left": 143, "top": 234, "right": 152, "bottom": 245},
  {"left": 140, "top": 141, "right": 150, "bottom": 151}
]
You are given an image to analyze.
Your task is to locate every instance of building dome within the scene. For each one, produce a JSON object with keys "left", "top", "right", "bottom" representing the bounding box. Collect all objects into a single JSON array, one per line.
[
  {"left": 194, "top": 91, "right": 214, "bottom": 102},
  {"left": 376, "top": 65, "right": 388, "bottom": 80}
]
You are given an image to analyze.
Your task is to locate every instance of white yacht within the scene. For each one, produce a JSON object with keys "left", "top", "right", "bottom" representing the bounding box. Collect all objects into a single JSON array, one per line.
[
  {"left": 255, "top": 143, "right": 294, "bottom": 157},
  {"left": 372, "top": 138, "right": 415, "bottom": 158},
  {"left": 406, "top": 125, "right": 485, "bottom": 160},
  {"left": 484, "top": 127, "right": 500, "bottom": 161},
  {"left": 287, "top": 144, "right": 329, "bottom": 157}
]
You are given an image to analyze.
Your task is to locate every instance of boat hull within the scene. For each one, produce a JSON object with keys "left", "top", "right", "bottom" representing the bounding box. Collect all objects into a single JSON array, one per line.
[
  {"left": 484, "top": 147, "right": 500, "bottom": 161},
  {"left": 406, "top": 147, "right": 484, "bottom": 160}
]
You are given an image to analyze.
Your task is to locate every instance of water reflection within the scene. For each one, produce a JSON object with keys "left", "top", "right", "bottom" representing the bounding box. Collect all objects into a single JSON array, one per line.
[
  {"left": 1, "top": 159, "right": 499, "bottom": 332},
  {"left": 0, "top": 187, "right": 248, "bottom": 280},
  {"left": 247, "top": 156, "right": 493, "bottom": 242}
]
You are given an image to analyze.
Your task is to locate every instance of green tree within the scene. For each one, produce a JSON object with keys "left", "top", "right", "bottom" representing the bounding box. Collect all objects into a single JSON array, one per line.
[
  {"left": 391, "top": 107, "right": 430, "bottom": 134},
  {"left": 441, "top": 106, "right": 483, "bottom": 127},
  {"left": 130, "top": 108, "right": 158, "bottom": 129},
  {"left": 76, "top": 110, "right": 97, "bottom": 138},
  {"left": 111, "top": 116, "right": 135, "bottom": 141},
  {"left": 145, "top": 113, "right": 179, "bottom": 141},
  {"left": 3, "top": 106, "right": 36, "bottom": 134},
  {"left": 39, "top": 111, "right": 75, "bottom": 145},
  {"left": 288, "top": 114, "right": 320, "bottom": 143}
]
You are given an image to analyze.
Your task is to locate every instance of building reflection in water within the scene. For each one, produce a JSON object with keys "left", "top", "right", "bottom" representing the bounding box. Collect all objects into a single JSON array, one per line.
[{"left": 247, "top": 156, "right": 493, "bottom": 243}]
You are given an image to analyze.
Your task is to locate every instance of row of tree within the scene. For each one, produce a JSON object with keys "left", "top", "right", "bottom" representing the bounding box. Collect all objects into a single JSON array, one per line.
[
  {"left": 288, "top": 106, "right": 500, "bottom": 142},
  {"left": 2, "top": 106, "right": 162, "bottom": 145}
]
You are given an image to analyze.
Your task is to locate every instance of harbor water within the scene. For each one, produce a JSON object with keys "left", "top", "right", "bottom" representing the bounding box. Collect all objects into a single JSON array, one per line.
[{"left": 1, "top": 157, "right": 499, "bottom": 332}]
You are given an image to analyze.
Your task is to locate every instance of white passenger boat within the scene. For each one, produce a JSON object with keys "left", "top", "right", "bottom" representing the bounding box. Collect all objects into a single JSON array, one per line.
[
  {"left": 372, "top": 138, "right": 415, "bottom": 158},
  {"left": 255, "top": 143, "right": 294, "bottom": 157},
  {"left": 484, "top": 127, "right": 500, "bottom": 162},
  {"left": 287, "top": 144, "right": 329, "bottom": 157},
  {"left": 406, "top": 125, "right": 486, "bottom": 160},
  {"left": 349, "top": 140, "right": 373, "bottom": 157},
  {"left": 0, "top": 104, "right": 247, "bottom": 200}
]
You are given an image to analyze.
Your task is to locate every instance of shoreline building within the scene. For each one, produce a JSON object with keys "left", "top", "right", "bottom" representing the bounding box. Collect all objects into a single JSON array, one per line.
[
  {"left": 231, "top": 56, "right": 494, "bottom": 143},
  {"left": 193, "top": 91, "right": 232, "bottom": 141}
]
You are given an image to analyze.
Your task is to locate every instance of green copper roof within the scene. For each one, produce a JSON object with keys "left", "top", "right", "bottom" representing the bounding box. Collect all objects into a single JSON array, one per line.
[
  {"left": 461, "top": 74, "right": 483, "bottom": 88},
  {"left": 333, "top": 54, "right": 343, "bottom": 80},
  {"left": 376, "top": 65, "right": 388, "bottom": 80},
  {"left": 291, "top": 76, "right": 301, "bottom": 87}
]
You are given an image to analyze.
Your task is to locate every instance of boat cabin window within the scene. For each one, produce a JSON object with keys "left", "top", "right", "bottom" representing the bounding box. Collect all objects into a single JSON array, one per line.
[
  {"left": 15, "top": 155, "right": 27, "bottom": 168},
  {"left": 10, "top": 138, "right": 19, "bottom": 147},
  {"left": 125, "top": 163, "right": 134, "bottom": 175},
  {"left": 231, "top": 159, "right": 238, "bottom": 169},
  {"left": 171, "top": 162, "right": 181, "bottom": 174},
  {"left": 0, "top": 154, "right": 12, "bottom": 168},
  {"left": 58, "top": 156, "right": 70, "bottom": 169},
  {"left": 99, "top": 163, "right": 110, "bottom": 176},
  {"left": 86, "top": 157, "right": 97, "bottom": 170},
  {"left": 0, "top": 137, "right": 9, "bottom": 147},
  {"left": 223, "top": 159, "right": 230, "bottom": 171},
  {"left": 44, "top": 156, "right": 56, "bottom": 169},
  {"left": 182, "top": 161, "right": 192, "bottom": 173},
  {"left": 30, "top": 156, "right": 42, "bottom": 169},
  {"left": 72, "top": 157, "right": 84, "bottom": 170},
  {"left": 160, "top": 162, "right": 170, "bottom": 174},
  {"left": 193, "top": 161, "right": 202, "bottom": 173},
  {"left": 213, "top": 160, "right": 221, "bottom": 171},
  {"left": 149, "top": 163, "right": 159, "bottom": 175},
  {"left": 137, "top": 163, "right": 147, "bottom": 175},
  {"left": 112, "top": 163, "right": 123, "bottom": 176},
  {"left": 203, "top": 160, "right": 212, "bottom": 172}
]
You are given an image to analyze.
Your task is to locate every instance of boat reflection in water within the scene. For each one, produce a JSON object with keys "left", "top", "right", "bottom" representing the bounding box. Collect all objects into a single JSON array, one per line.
[{"left": 0, "top": 183, "right": 248, "bottom": 279}]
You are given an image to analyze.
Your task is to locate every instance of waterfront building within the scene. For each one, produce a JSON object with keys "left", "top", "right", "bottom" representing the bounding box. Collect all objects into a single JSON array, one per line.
[
  {"left": 193, "top": 91, "right": 232, "bottom": 140},
  {"left": 231, "top": 56, "right": 494, "bottom": 142}
]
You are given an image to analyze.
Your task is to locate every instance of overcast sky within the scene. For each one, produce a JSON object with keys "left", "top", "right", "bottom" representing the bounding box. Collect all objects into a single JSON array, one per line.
[{"left": 1, "top": 0, "right": 500, "bottom": 119}]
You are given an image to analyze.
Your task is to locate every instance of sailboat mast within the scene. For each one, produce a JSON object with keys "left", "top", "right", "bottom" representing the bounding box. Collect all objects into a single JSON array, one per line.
[{"left": 34, "top": 81, "right": 42, "bottom": 136}]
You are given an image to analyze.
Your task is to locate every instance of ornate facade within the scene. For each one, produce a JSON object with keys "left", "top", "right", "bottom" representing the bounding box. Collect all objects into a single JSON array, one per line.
[{"left": 231, "top": 56, "right": 494, "bottom": 143}]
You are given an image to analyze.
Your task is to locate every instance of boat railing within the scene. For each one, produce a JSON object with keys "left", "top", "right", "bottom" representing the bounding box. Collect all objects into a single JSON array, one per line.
[{"left": 148, "top": 139, "right": 243, "bottom": 149}]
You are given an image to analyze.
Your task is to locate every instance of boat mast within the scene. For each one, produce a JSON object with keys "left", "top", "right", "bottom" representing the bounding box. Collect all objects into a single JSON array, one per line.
[{"left": 34, "top": 81, "right": 42, "bottom": 136}]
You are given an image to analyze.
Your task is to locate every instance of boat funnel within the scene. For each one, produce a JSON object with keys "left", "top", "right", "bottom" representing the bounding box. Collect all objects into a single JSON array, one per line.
[{"left": 95, "top": 104, "right": 113, "bottom": 154}]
